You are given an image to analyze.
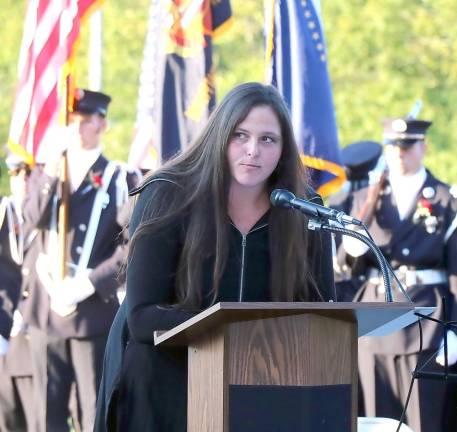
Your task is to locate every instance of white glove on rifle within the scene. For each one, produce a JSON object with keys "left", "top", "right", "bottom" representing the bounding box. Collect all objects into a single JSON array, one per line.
[
  {"left": 436, "top": 330, "right": 457, "bottom": 366},
  {"left": 48, "top": 274, "right": 96, "bottom": 317},
  {"left": 36, "top": 252, "right": 95, "bottom": 317}
]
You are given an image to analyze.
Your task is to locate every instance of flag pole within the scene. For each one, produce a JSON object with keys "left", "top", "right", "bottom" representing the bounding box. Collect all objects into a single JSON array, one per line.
[
  {"left": 58, "top": 77, "right": 71, "bottom": 280},
  {"left": 58, "top": 8, "right": 103, "bottom": 280}
]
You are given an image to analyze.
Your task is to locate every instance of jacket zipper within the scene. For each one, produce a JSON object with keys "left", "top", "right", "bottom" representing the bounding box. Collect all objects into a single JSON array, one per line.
[
  {"left": 237, "top": 223, "right": 268, "bottom": 302},
  {"left": 239, "top": 235, "right": 247, "bottom": 301}
]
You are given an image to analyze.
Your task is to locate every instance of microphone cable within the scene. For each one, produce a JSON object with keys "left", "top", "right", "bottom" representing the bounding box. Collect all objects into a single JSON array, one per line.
[{"left": 395, "top": 319, "right": 424, "bottom": 432}]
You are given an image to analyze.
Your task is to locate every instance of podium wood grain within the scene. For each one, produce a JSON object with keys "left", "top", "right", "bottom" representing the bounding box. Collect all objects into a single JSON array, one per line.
[
  {"left": 187, "top": 314, "right": 357, "bottom": 431},
  {"left": 188, "top": 327, "right": 227, "bottom": 431},
  {"left": 155, "top": 302, "right": 415, "bottom": 432}
]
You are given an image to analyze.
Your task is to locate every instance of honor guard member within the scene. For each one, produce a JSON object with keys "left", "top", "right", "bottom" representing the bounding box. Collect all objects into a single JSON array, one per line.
[
  {"left": 335, "top": 118, "right": 457, "bottom": 431},
  {"left": 329, "top": 140, "right": 384, "bottom": 301},
  {"left": 21, "top": 89, "right": 136, "bottom": 432},
  {"left": 0, "top": 155, "right": 35, "bottom": 432}
]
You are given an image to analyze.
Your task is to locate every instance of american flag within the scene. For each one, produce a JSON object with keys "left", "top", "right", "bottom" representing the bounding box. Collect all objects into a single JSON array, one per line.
[{"left": 7, "top": 0, "right": 104, "bottom": 165}]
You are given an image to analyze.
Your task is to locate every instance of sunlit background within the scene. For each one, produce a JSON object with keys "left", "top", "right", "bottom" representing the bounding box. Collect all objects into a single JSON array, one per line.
[{"left": 1, "top": 0, "right": 457, "bottom": 193}]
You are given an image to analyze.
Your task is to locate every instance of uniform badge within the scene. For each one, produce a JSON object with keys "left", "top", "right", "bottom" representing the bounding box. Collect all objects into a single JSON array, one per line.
[
  {"left": 392, "top": 118, "right": 407, "bottom": 132},
  {"left": 422, "top": 186, "right": 435, "bottom": 199}
]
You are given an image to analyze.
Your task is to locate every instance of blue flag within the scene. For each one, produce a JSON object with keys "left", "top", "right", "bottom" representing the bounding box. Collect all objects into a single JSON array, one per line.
[{"left": 266, "top": 0, "right": 345, "bottom": 196}]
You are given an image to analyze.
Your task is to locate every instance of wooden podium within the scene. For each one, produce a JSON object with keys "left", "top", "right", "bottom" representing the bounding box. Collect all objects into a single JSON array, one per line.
[{"left": 155, "top": 301, "right": 431, "bottom": 432}]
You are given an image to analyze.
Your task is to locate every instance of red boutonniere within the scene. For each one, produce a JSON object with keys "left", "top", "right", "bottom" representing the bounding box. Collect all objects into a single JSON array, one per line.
[
  {"left": 412, "top": 197, "right": 438, "bottom": 233},
  {"left": 87, "top": 170, "right": 103, "bottom": 189},
  {"left": 417, "top": 197, "right": 432, "bottom": 214}
]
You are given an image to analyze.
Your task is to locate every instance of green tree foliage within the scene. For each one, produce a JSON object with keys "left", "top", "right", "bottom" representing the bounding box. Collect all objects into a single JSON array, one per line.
[
  {"left": 213, "top": 0, "right": 265, "bottom": 98},
  {"left": 0, "top": 1, "right": 25, "bottom": 191},
  {"left": 73, "top": 0, "right": 151, "bottom": 162},
  {"left": 322, "top": 0, "right": 457, "bottom": 184},
  {"left": 1, "top": 0, "right": 457, "bottom": 196}
]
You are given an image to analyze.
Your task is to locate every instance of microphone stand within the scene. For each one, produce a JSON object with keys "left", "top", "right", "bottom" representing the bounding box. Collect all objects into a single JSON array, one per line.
[
  {"left": 308, "top": 215, "right": 457, "bottom": 432},
  {"left": 413, "top": 297, "right": 457, "bottom": 382},
  {"left": 307, "top": 218, "right": 395, "bottom": 302},
  {"left": 311, "top": 219, "right": 457, "bottom": 374},
  {"left": 307, "top": 214, "right": 457, "bottom": 432}
]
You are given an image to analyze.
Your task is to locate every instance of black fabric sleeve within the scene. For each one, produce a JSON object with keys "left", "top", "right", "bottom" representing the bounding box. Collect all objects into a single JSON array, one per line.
[
  {"left": 22, "top": 168, "right": 58, "bottom": 236},
  {"left": 309, "top": 192, "right": 336, "bottom": 302},
  {"left": 89, "top": 188, "right": 134, "bottom": 301},
  {"left": 445, "top": 196, "right": 457, "bottom": 322},
  {"left": 312, "top": 229, "right": 336, "bottom": 302},
  {"left": 87, "top": 167, "right": 141, "bottom": 301},
  {"left": 89, "top": 244, "right": 126, "bottom": 301},
  {"left": 125, "top": 183, "right": 195, "bottom": 344}
]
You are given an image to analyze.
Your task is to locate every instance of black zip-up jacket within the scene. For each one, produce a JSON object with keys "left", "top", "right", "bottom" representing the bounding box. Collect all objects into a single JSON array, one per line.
[
  {"left": 125, "top": 177, "right": 335, "bottom": 343},
  {"left": 95, "top": 178, "right": 335, "bottom": 431}
]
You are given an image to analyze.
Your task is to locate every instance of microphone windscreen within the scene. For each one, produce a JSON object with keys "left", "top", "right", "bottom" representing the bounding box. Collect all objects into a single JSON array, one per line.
[{"left": 270, "top": 189, "right": 295, "bottom": 208}]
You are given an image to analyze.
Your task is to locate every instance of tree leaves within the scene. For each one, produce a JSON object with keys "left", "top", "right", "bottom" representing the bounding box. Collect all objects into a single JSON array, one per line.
[{"left": 1, "top": 0, "right": 457, "bottom": 192}]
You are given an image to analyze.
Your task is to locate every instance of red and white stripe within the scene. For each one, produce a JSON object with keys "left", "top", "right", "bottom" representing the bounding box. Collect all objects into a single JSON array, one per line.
[{"left": 8, "top": 0, "right": 102, "bottom": 163}]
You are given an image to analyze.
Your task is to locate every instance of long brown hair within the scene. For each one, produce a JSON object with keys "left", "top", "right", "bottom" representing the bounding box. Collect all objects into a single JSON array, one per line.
[{"left": 129, "top": 82, "right": 320, "bottom": 309}]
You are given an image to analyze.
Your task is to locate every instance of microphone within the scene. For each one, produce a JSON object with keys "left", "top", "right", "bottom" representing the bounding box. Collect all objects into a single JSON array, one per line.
[{"left": 270, "top": 189, "right": 362, "bottom": 226}]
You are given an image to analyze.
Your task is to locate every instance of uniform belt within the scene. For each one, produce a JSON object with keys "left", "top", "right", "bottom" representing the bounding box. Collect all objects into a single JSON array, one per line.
[{"left": 367, "top": 266, "right": 447, "bottom": 289}]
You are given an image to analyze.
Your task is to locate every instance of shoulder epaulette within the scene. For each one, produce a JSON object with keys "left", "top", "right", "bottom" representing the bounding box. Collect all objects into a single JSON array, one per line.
[{"left": 450, "top": 185, "right": 457, "bottom": 199}]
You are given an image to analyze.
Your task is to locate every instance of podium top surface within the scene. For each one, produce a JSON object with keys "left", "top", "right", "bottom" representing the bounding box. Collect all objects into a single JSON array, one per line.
[{"left": 154, "top": 302, "right": 434, "bottom": 346}]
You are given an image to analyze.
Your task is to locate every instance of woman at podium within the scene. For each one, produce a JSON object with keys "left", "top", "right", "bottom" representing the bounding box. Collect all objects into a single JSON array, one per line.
[{"left": 95, "top": 82, "right": 336, "bottom": 431}]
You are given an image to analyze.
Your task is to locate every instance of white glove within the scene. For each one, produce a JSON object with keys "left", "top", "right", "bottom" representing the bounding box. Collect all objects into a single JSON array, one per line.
[
  {"left": 368, "top": 155, "right": 387, "bottom": 185},
  {"left": 36, "top": 253, "right": 95, "bottom": 317},
  {"left": 38, "top": 126, "right": 69, "bottom": 175},
  {"left": 48, "top": 274, "right": 96, "bottom": 317},
  {"left": 436, "top": 330, "right": 457, "bottom": 366},
  {"left": 35, "top": 253, "right": 74, "bottom": 317},
  {"left": 10, "top": 310, "right": 25, "bottom": 337},
  {"left": 342, "top": 225, "right": 370, "bottom": 258},
  {"left": 0, "top": 335, "right": 9, "bottom": 356}
]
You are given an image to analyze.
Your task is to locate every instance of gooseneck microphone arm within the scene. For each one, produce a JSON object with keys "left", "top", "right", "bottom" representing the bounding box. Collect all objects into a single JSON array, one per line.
[
  {"left": 312, "top": 221, "right": 393, "bottom": 302},
  {"left": 270, "top": 188, "right": 394, "bottom": 302},
  {"left": 270, "top": 189, "right": 363, "bottom": 226}
]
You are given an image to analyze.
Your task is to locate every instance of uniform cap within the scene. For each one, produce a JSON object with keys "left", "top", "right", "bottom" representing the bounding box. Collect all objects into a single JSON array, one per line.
[
  {"left": 72, "top": 88, "right": 111, "bottom": 117},
  {"left": 341, "top": 140, "right": 382, "bottom": 181},
  {"left": 382, "top": 118, "right": 432, "bottom": 148}
]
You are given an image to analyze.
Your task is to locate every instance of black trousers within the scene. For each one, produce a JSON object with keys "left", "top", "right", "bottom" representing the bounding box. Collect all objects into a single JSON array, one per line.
[
  {"left": 358, "top": 347, "right": 456, "bottom": 432},
  {"left": 0, "top": 333, "right": 34, "bottom": 432},
  {"left": 0, "top": 371, "right": 33, "bottom": 432},
  {"left": 28, "top": 327, "right": 107, "bottom": 432}
]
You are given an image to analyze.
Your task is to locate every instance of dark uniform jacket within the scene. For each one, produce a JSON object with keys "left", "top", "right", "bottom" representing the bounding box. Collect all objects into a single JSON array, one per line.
[
  {"left": 95, "top": 178, "right": 336, "bottom": 431},
  {"left": 0, "top": 197, "right": 35, "bottom": 378},
  {"left": 21, "top": 155, "right": 131, "bottom": 338},
  {"left": 337, "top": 170, "right": 457, "bottom": 354},
  {"left": 0, "top": 198, "right": 23, "bottom": 340}
]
